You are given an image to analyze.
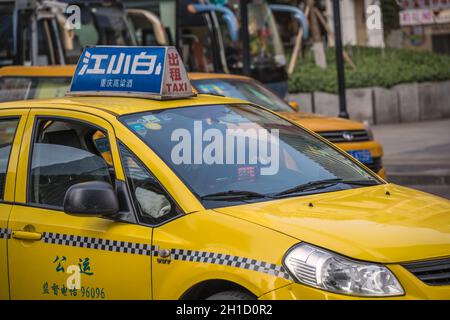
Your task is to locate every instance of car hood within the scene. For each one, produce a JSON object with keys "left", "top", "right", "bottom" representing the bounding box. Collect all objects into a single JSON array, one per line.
[
  {"left": 213, "top": 184, "right": 450, "bottom": 263},
  {"left": 279, "top": 111, "right": 365, "bottom": 132}
]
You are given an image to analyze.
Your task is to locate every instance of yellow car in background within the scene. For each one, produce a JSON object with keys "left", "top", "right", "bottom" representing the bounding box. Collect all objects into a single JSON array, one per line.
[{"left": 0, "top": 67, "right": 385, "bottom": 178}]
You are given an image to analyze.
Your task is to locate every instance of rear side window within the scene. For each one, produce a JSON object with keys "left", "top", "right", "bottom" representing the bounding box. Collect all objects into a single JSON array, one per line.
[
  {"left": 0, "top": 118, "right": 20, "bottom": 199},
  {"left": 28, "top": 118, "right": 115, "bottom": 208}
]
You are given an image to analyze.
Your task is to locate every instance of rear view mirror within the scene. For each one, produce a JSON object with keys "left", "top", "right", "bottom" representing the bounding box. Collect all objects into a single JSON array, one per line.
[
  {"left": 288, "top": 101, "right": 300, "bottom": 112},
  {"left": 63, "top": 181, "right": 119, "bottom": 217}
]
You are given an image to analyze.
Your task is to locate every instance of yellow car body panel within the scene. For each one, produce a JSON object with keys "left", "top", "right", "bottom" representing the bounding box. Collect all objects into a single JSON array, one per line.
[
  {"left": 0, "top": 96, "right": 447, "bottom": 300},
  {"left": 152, "top": 210, "right": 297, "bottom": 299},
  {"left": 0, "top": 109, "right": 28, "bottom": 300},
  {"left": 8, "top": 205, "right": 154, "bottom": 300},
  {"left": 214, "top": 184, "right": 450, "bottom": 263}
]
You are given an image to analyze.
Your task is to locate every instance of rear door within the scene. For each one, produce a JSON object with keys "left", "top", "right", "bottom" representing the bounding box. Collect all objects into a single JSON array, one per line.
[
  {"left": 0, "top": 109, "right": 28, "bottom": 300},
  {"left": 7, "top": 108, "right": 153, "bottom": 299}
]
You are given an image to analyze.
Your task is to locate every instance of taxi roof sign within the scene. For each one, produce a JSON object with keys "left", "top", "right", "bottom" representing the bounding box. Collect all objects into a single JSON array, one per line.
[{"left": 68, "top": 46, "right": 195, "bottom": 100}]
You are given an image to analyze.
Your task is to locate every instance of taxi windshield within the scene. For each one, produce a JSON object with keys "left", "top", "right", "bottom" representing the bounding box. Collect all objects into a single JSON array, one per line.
[
  {"left": 192, "top": 78, "right": 293, "bottom": 112},
  {"left": 121, "top": 104, "right": 380, "bottom": 208},
  {"left": 0, "top": 76, "right": 71, "bottom": 102}
]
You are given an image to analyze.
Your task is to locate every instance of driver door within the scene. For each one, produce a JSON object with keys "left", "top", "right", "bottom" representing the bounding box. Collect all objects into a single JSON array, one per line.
[{"left": 7, "top": 108, "right": 152, "bottom": 299}]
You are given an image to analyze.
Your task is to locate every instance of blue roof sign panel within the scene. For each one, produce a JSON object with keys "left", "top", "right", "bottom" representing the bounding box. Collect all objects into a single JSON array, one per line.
[{"left": 68, "top": 46, "right": 194, "bottom": 100}]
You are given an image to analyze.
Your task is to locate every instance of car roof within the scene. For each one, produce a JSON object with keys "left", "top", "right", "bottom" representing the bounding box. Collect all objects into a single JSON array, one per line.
[
  {"left": 0, "top": 66, "right": 253, "bottom": 81},
  {"left": 0, "top": 95, "right": 247, "bottom": 116},
  {"left": 188, "top": 72, "right": 252, "bottom": 81}
]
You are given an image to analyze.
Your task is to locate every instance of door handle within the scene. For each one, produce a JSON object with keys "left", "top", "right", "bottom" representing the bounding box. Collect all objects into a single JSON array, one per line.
[{"left": 12, "top": 230, "right": 42, "bottom": 241}]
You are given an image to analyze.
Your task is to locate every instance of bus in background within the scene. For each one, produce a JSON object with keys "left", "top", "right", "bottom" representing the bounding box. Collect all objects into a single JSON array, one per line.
[
  {"left": 176, "top": 0, "right": 292, "bottom": 98},
  {"left": 0, "top": 0, "right": 66, "bottom": 66},
  {"left": 57, "top": 0, "right": 172, "bottom": 62},
  {"left": 0, "top": 0, "right": 169, "bottom": 66}
]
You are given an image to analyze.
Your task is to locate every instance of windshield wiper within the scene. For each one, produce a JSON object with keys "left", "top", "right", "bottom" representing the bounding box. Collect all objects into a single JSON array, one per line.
[
  {"left": 274, "top": 178, "right": 379, "bottom": 197},
  {"left": 200, "top": 190, "right": 273, "bottom": 201}
]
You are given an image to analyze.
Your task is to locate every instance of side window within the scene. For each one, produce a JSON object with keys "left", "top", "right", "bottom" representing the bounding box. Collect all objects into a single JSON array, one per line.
[
  {"left": 119, "top": 143, "right": 179, "bottom": 225},
  {"left": 29, "top": 118, "right": 115, "bottom": 208},
  {"left": 0, "top": 118, "right": 19, "bottom": 199}
]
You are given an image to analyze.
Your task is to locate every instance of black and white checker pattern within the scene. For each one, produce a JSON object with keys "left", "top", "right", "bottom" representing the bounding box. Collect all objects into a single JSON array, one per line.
[
  {"left": 0, "top": 228, "right": 11, "bottom": 239},
  {"left": 42, "top": 232, "right": 157, "bottom": 256},
  {"left": 37, "top": 231, "right": 292, "bottom": 281},
  {"left": 171, "top": 248, "right": 293, "bottom": 281}
]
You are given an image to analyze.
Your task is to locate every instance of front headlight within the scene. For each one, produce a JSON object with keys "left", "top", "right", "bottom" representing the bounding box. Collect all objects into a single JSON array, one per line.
[{"left": 283, "top": 243, "right": 404, "bottom": 297}]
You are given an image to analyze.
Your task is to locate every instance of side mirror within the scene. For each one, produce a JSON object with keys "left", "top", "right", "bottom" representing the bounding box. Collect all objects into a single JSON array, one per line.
[
  {"left": 63, "top": 181, "right": 119, "bottom": 217},
  {"left": 288, "top": 101, "right": 300, "bottom": 112}
]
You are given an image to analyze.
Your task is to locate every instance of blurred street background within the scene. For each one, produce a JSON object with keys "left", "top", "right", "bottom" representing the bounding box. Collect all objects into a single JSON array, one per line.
[{"left": 373, "top": 119, "right": 450, "bottom": 199}]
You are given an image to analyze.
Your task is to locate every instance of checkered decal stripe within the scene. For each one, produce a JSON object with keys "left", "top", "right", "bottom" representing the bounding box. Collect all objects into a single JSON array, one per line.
[
  {"left": 0, "top": 228, "right": 11, "bottom": 239},
  {"left": 42, "top": 232, "right": 157, "bottom": 256},
  {"left": 171, "top": 249, "right": 293, "bottom": 281},
  {"left": 20, "top": 230, "right": 291, "bottom": 281}
]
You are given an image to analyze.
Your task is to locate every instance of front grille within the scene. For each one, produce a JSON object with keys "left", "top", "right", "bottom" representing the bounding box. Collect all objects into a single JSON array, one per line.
[
  {"left": 403, "top": 257, "right": 450, "bottom": 286},
  {"left": 319, "top": 130, "right": 370, "bottom": 143},
  {"left": 365, "top": 157, "right": 382, "bottom": 173}
]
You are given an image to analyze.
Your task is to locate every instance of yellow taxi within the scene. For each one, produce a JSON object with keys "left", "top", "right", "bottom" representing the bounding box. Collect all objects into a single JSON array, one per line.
[
  {"left": 0, "top": 67, "right": 385, "bottom": 178},
  {"left": 0, "top": 47, "right": 449, "bottom": 300}
]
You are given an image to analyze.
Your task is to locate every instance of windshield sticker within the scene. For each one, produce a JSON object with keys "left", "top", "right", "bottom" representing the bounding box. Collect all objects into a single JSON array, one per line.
[
  {"left": 142, "top": 115, "right": 160, "bottom": 123},
  {"left": 128, "top": 122, "right": 147, "bottom": 136},
  {"left": 144, "top": 122, "right": 162, "bottom": 130},
  {"left": 94, "top": 137, "right": 110, "bottom": 153},
  {"left": 237, "top": 166, "right": 257, "bottom": 182},
  {"left": 140, "top": 115, "right": 162, "bottom": 130}
]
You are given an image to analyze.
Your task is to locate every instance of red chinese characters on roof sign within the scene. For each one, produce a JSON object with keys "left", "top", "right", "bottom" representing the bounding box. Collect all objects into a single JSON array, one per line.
[{"left": 162, "top": 47, "right": 192, "bottom": 98}]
